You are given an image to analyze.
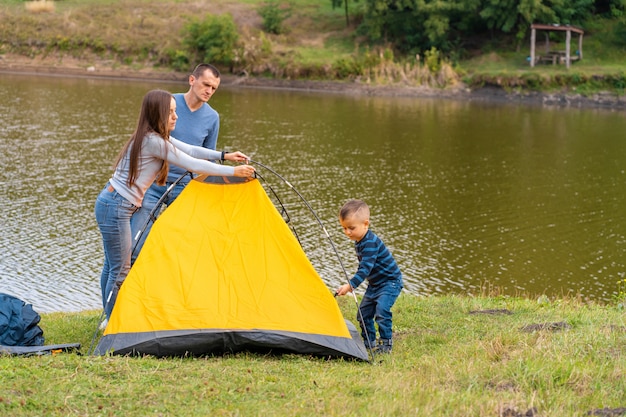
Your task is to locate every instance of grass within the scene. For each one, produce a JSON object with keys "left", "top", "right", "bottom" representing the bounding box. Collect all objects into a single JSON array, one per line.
[{"left": 2, "top": 293, "right": 626, "bottom": 416}]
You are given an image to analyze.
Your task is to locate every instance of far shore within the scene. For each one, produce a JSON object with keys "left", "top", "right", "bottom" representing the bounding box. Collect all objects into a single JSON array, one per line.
[{"left": 3, "top": 55, "right": 626, "bottom": 110}]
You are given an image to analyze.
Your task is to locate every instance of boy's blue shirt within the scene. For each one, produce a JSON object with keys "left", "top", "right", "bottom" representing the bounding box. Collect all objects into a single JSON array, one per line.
[{"left": 349, "top": 229, "right": 402, "bottom": 289}]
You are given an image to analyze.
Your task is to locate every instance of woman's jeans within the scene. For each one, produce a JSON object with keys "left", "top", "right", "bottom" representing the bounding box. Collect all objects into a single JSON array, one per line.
[
  {"left": 94, "top": 183, "right": 139, "bottom": 318},
  {"left": 358, "top": 279, "right": 403, "bottom": 348}
]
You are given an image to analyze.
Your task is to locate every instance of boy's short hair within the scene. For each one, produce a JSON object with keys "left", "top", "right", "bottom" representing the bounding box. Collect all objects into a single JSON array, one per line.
[{"left": 340, "top": 199, "right": 370, "bottom": 221}]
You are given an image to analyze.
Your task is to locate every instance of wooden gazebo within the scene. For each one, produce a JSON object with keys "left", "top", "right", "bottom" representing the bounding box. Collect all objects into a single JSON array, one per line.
[{"left": 529, "top": 23, "right": 584, "bottom": 69}]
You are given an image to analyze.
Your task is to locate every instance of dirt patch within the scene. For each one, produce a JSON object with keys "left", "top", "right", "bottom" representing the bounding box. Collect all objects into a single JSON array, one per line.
[
  {"left": 468, "top": 309, "right": 513, "bottom": 315},
  {"left": 520, "top": 322, "right": 571, "bottom": 332},
  {"left": 0, "top": 53, "right": 189, "bottom": 82},
  {"left": 500, "top": 406, "right": 538, "bottom": 417},
  {"left": 586, "top": 408, "right": 626, "bottom": 416}
]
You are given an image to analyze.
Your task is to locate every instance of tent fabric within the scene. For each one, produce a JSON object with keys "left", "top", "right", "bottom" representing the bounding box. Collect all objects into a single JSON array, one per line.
[
  {"left": 0, "top": 343, "right": 81, "bottom": 356},
  {"left": 0, "top": 293, "right": 44, "bottom": 347},
  {"left": 95, "top": 177, "right": 368, "bottom": 361}
]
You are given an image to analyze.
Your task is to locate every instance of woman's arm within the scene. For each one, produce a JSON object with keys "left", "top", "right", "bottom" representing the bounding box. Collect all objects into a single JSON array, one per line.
[
  {"left": 170, "top": 136, "right": 250, "bottom": 164},
  {"left": 146, "top": 134, "right": 254, "bottom": 178},
  {"left": 170, "top": 136, "right": 221, "bottom": 160}
]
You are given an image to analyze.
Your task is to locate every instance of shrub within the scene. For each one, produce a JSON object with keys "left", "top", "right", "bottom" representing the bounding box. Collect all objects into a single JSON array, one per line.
[
  {"left": 332, "top": 57, "right": 362, "bottom": 79},
  {"left": 424, "top": 47, "right": 441, "bottom": 73},
  {"left": 258, "top": 1, "right": 292, "bottom": 35},
  {"left": 182, "top": 14, "right": 239, "bottom": 67},
  {"left": 162, "top": 48, "right": 190, "bottom": 71}
]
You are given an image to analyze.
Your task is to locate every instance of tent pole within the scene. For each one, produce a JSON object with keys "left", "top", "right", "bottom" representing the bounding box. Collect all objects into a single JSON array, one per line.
[
  {"left": 251, "top": 160, "right": 376, "bottom": 360},
  {"left": 88, "top": 171, "right": 193, "bottom": 355}
]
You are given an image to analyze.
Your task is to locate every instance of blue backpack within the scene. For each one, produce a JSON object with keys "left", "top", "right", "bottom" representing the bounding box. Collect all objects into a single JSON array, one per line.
[{"left": 0, "top": 293, "right": 44, "bottom": 347}]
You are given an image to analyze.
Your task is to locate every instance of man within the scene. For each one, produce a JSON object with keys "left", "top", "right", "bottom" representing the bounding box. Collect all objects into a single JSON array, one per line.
[{"left": 130, "top": 63, "right": 222, "bottom": 263}]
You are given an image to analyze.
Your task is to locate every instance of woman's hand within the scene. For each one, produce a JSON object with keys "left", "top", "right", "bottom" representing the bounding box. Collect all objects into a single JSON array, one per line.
[
  {"left": 224, "top": 151, "right": 249, "bottom": 163},
  {"left": 233, "top": 164, "right": 256, "bottom": 178}
]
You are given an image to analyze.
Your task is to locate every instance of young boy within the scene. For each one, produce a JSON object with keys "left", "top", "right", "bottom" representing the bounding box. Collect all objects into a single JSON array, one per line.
[{"left": 335, "top": 199, "right": 403, "bottom": 354}]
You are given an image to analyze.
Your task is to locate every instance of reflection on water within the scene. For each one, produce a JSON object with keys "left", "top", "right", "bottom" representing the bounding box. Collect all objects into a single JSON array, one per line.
[{"left": 1, "top": 73, "right": 626, "bottom": 312}]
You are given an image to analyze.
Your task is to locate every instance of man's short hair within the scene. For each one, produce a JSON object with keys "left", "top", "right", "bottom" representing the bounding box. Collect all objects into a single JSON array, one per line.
[{"left": 192, "top": 63, "right": 220, "bottom": 79}]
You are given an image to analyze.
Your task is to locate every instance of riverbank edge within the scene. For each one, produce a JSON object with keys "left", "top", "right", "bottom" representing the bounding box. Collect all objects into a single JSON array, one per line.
[{"left": 3, "top": 57, "right": 626, "bottom": 110}]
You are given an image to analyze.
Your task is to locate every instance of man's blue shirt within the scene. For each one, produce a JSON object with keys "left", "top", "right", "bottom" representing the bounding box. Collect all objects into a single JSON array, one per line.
[{"left": 168, "top": 93, "right": 220, "bottom": 183}]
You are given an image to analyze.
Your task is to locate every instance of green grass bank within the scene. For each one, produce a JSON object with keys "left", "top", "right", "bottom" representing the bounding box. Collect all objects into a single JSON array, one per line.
[
  {"left": 2, "top": 293, "right": 626, "bottom": 416},
  {"left": 2, "top": 0, "right": 626, "bottom": 102}
]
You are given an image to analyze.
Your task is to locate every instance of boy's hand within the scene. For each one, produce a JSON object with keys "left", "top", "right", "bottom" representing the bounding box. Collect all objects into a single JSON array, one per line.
[{"left": 335, "top": 283, "right": 352, "bottom": 297}]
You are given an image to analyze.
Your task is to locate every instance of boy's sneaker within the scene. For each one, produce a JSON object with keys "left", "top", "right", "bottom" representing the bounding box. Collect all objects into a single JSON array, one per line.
[{"left": 373, "top": 339, "right": 392, "bottom": 354}]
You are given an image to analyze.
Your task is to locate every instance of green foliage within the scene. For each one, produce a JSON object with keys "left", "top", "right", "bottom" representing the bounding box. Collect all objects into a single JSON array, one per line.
[
  {"left": 591, "top": 0, "right": 626, "bottom": 17},
  {"left": 332, "top": 56, "right": 363, "bottom": 78},
  {"left": 182, "top": 13, "right": 239, "bottom": 66},
  {"left": 357, "top": 0, "right": 612, "bottom": 59},
  {"left": 162, "top": 48, "right": 190, "bottom": 71},
  {"left": 330, "top": 0, "right": 359, "bottom": 26},
  {"left": 612, "top": 18, "right": 626, "bottom": 46},
  {"left": 423, "top": 46, "right": 441, "bottom": 73},
  {"left": 357, "top": 0, "right": 483, "bottom": 54},
  {"left": 258, "top": 1, "right": 292, "bottom": 34},
  {"left": 480, "top": 0, "right": 519, "bottom": 33}
]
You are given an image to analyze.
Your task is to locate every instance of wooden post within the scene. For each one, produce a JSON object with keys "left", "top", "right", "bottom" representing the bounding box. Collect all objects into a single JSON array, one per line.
[
  {"left": 530, "top": 27, "right": 536, "bottom": 67},
  {"left": 578, "top": 34, "right": 583, "bottom": 60},
  {"left": 565, "top": 29, "right": 571, "bottom": 69}
]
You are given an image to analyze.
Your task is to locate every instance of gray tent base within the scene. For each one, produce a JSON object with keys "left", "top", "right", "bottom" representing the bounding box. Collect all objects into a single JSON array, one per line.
[
  {"left": 0, "top": 343, "right": 81, "bottom": 356},
  {"left": 95, "top": 321, "right": 369, "bottom": 361}
]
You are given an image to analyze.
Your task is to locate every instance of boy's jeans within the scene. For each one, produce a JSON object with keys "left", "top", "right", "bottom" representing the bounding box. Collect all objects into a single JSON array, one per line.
[{"left": 358, "top": 279, "right": 403, "bottom": 347}]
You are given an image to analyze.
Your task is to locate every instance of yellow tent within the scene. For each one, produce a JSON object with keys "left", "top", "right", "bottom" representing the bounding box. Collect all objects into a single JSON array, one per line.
[{"left": 95, "top": 176, "right": 368, "bottom": 360}]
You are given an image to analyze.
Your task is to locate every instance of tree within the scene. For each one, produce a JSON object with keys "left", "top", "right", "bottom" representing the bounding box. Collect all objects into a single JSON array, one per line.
[
  {"left": 357, "top": 0, "right": 482, "bottom": 54},
  {"left": 331, "top": 0, "right": 358, "bottom": 26},
  {"left": 356, "top": 0, "right": 603, "bottom": 56}
]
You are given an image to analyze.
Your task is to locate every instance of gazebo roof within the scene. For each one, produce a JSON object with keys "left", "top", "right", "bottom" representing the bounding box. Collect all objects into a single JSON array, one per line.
[{"left": 530, "top": 23, "right": 584, "bottom": 35}]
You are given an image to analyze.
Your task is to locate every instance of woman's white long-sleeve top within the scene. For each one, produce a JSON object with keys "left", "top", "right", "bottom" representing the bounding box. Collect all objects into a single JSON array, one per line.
[{"left": 109, "top": 133, "right": 234, "bottom": 207}]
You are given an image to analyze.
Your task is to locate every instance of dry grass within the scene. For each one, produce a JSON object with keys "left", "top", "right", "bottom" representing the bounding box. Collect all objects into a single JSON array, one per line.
[
  {"left": 0, "top": 0, "right": 355, "bottom": 76},
  {"left": 24, "top": 0, "right": 55, "bottom": 13}
]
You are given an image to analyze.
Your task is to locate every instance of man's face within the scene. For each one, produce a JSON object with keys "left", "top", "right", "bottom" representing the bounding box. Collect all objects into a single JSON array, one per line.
[{"left": 189, "top": 70, "right": 220, "bottom": 103}]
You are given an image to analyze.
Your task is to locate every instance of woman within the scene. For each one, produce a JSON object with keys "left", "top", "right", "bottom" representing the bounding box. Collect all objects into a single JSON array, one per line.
[{"left": 95, "top": 89, "right": 255, "bottom": 318}]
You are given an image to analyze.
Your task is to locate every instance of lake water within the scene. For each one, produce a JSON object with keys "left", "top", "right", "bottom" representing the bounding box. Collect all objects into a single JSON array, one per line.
[{"left": 1, "top": 72, "right": 625, "bottom": 313}]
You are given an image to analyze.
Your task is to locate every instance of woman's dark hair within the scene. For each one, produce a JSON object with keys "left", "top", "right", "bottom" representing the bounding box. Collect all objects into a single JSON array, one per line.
[{"left": 114, "top": 89, "right": 172, "bottom": 186}]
